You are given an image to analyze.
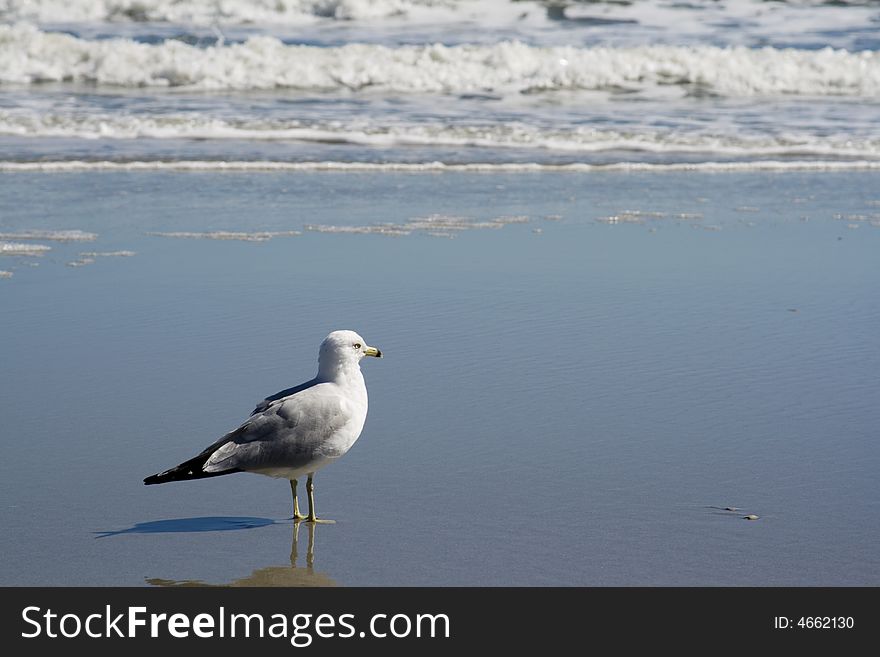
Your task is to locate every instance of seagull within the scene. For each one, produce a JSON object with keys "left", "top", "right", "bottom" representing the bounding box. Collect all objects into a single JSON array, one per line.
[{"left": 144, "top": 330, "right": 382, "bottom": 523}]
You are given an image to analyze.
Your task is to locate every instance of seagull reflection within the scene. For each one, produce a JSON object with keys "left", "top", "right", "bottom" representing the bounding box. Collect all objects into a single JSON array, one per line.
[{"left": 147, "top": 522, "right": 336, "bottom": 587}]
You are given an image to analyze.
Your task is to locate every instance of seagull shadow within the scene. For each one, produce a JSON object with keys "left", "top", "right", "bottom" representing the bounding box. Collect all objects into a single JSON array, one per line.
[
  {"left": 146, "top": 521, "right": 337, "bottom": 587},
  {"left": 94, "top": 516, "right": 277, "bottom": 538}
]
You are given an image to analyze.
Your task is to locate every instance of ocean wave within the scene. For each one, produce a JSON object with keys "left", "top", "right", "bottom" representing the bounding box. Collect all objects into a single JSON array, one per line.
[
  {"left": 3, "top": 111, "right": 879, "bottom": 158},
  {"left": 1, "top": 25, "right": 877, "bottom": 95},
  {"left": 3, "top": 159, "right": 880, "bottom": 172},
  {"left": 2, "top": 0, "right": 877, "bottom": 29},
  {"left": 0, "top": 0, "right": 462, "bottom": 24}
]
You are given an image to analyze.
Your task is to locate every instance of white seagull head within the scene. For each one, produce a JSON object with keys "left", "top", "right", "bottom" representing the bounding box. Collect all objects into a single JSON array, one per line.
[{"left": 318, "top": 330, "right": 382, "bottom": 374}]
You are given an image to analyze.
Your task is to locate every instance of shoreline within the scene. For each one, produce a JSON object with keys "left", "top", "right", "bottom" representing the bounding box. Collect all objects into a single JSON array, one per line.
[{"left": 3, "top": 159, "right": 880, "bottom": 173}]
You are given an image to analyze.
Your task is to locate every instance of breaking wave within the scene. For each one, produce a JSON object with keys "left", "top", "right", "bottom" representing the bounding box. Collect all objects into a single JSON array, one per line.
[{"left": 2, "top": 25, "right": 877, "bottom": 96}]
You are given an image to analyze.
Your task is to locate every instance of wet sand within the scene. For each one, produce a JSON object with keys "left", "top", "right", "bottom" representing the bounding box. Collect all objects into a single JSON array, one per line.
[{"left": 1, "top": 170, "right": 878, "bottom": 585}]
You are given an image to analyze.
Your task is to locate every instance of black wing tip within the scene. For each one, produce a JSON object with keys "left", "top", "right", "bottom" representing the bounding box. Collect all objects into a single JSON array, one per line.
[
  {"left": 143, "top": 464, "right": 242, "bottom": 486},
  {"left": 143, "top": 450, "right": 213, "bottom": 486},
  {"left": 143, "top": 469, "right": 176, "bottom": 485}
]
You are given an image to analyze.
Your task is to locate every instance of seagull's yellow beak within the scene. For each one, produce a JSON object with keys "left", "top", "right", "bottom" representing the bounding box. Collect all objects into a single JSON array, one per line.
[{"left": 364, "top": 345, "right": 383, "bottom": 358}]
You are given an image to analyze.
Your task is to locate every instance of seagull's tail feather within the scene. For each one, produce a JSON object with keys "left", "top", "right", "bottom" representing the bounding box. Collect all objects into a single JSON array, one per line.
[{"left": 144, "top": 452, "right": 242, "bottom": 485}]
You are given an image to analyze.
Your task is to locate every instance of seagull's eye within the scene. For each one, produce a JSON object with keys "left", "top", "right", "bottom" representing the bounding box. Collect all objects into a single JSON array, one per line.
[{"left": 353, "top": 343, "right": 362, "bottom": 349}]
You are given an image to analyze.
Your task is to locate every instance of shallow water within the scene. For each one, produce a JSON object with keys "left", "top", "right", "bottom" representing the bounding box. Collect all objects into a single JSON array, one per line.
[{"left": 1, "top": 170, "right": 878, "bottom": 585}]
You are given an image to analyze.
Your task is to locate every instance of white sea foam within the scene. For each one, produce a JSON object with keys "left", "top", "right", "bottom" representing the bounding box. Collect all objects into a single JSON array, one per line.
[
  {"left": 61, "top": 250, "right": 137, "bottom": 267},
  {"left": 0, "top": 270, "right": 12, "bottom": 277},
  {"left": 1, "top": 1, "right": 876, "bottom": 54},
  {"left": 596, "top": 210, "right": 707, "bottom": 225},
  {"left": 0, "top": 0, "right": 466, "bottom": 24},
  {"left": 305, "top": 213, "right": 530, "bottom": 237},
  {"left": 0, "top": 229, "right": 97, "bottom": 241},
  {"left": 2, "top": 25, "right": 877, "bottom": 96},
  {"left": 597, "top": 210, "right": 670, "bottom": 225},
  {"left": 79, "top": 250, "right": 136, "bottom": 257},
  {"left": 146, "top": 230, "right": 301, "bottom": 241},
  {"left": 3, "top": 111, "right": 879, "bottom": 159},
  {"left": 0, "top": 241, "right": 52, "bottom": 255},
  {"left": 66, "top": 256, "right": 96, "bottom": 267},
  {"left": 3, "top": 159, "right": 880, "bottom": 173}
]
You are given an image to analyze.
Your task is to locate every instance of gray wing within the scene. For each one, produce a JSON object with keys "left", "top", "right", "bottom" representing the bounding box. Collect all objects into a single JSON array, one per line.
[
  {"left": 202, "top": 384, "right": 353, "bottom": 474},
  {"left": 250, "top": 378, "right": 319, "bottom": 416}
]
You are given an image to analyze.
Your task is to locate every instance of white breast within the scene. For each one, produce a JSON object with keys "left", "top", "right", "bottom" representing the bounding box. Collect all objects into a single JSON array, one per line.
[{"left": 318, "top": 375, "right": 368, "bottom": 459}]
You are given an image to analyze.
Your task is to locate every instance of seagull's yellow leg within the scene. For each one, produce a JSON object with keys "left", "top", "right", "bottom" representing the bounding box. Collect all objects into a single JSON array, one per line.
[
  {"left": 290, "top": 479, "right": 306, "bottom": 522},
  {"left": 305, "top": 474, "right": 335, "bottom": 524}
]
